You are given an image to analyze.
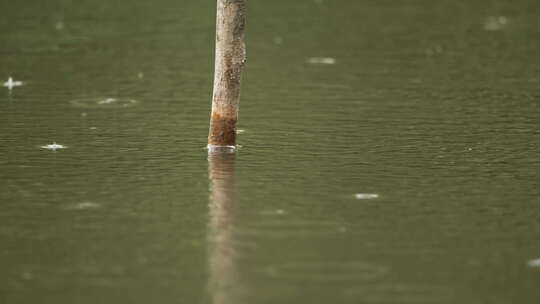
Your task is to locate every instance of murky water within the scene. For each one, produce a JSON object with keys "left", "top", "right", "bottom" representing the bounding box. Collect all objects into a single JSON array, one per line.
[{"left": 1, "top": 0, "right": 540, "bottom": 303}]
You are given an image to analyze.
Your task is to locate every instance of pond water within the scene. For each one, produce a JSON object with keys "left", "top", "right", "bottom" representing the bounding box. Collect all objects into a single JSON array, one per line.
[{"left": 1, "top": 0, "right": 539, "bottom": 303}]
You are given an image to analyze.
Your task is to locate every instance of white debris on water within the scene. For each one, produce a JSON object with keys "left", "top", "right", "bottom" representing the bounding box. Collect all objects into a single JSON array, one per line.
[
  {"left": 355, "top": 193, "right": 379, "bottom": 200},
  {"left": 527, "top": 258, "right": 540, "bottom": 267},
  {"left": 67, "top": 202, "right": 101, "bottom": 210},
  {"left": 3, "top": 77, "right": 23, "bottom": 90},
  {"left": 40, "top": 142, "right": 66, "bottom": 151},
  {"left": 236, "top": 129, "right": 246, "bottom": 134},
  {"left": 484, "top": 16, "right": 508, "bottom": 31},
  {"left": 306, "top": 57, "right": 336, "bottom": 65}
]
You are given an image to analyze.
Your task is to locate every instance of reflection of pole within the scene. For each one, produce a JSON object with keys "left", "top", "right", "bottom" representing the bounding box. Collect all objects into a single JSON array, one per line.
[{"left": 207, "top": 152, "right": 243, "bottom": 304}]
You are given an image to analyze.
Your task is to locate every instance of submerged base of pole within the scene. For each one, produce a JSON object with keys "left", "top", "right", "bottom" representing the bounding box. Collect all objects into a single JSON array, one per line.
[{"left": 207, "top": 144, "right": 236, "bottom": 154}]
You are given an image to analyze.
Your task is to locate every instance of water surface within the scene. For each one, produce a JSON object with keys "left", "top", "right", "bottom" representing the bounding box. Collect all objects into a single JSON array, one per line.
[{"left": 1, "top": 0, "right": 539, "bottom": 303}]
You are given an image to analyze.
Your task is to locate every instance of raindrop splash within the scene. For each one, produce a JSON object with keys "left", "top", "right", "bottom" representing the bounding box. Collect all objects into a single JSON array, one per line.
[
  {"left": 3, "top": 77, "right": 23, "bottom": 90},
  {"left": 40, "top": 142, "right": 66, "bottom": 151}
]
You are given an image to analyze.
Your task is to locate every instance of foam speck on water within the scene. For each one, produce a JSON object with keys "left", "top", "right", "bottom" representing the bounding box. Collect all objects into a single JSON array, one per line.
[{"left": 355, "top": 193, "right": 379, "bottom": 199}]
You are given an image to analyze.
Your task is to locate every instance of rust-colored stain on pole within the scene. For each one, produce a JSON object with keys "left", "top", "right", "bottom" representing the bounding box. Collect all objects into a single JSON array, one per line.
[{"left": 208, "top": 0, "right": 247, "bottom": 152}]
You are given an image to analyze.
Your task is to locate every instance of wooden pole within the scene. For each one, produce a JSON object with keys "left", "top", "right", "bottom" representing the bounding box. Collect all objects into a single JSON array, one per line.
[{"left": 208, "top": 0, "right": 247, "bottom": 153}]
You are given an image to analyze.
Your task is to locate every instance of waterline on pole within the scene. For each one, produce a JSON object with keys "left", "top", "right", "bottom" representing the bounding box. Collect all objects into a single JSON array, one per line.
[{"left": 207, "top": 144, "right": 237, "bottom": 154}]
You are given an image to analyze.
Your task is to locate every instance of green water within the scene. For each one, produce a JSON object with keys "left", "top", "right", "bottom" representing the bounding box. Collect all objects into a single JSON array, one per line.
[{"left": 1, "top": 0, "right": 540, "bottom": 303}]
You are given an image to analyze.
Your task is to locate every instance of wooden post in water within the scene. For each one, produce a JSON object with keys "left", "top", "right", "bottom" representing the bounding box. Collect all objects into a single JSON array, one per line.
[{"left": 208, "top": 0, "right": 247, "bottom": 153}]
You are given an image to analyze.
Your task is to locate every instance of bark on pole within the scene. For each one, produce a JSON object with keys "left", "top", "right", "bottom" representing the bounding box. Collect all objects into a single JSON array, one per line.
[{"left": 208, "top": 0, "right": 247, "bottom": 153}]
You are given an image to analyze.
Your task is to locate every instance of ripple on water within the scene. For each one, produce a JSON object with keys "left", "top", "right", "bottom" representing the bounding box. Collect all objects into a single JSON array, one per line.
[
  {"left": 65, "top": 202, "right": 101, "bottom": 210},
  {"left": 345, "top": 284, "right": 454, "bottom": 303},
  {"left": 259, "top": 261, "right": 388, "bottom": 282},
  {"left": 258, "top": 209, "right": 286, "bottom": 216},
  {"left": 234, "top": 219, "right": 345, "bottom": 238},
  {"left": 70, "top": 97, "right": 139, "bottom": 109},
  {"left": 483, "top": 16, "right": 508, "bottom": 31}
]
